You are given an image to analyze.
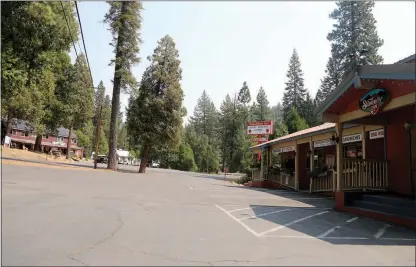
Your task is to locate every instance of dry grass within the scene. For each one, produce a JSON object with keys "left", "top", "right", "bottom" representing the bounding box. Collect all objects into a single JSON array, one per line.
[{"left": 1, "top": 147, "right": 89, "bottom": 164}]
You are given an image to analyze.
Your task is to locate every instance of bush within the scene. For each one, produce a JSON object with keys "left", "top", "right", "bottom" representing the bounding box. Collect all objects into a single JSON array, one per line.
[{"left": 236, "top": 175, "right": 252, "bottom": 184}]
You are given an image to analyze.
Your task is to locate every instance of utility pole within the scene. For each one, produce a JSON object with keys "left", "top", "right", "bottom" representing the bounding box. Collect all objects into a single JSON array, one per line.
[{"left": 94, "top": 105, "right": 103, "bottom": 169}]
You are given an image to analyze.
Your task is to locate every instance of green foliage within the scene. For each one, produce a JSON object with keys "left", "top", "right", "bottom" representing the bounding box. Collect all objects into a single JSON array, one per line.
[
  {"left": 302, "top": 92, "right": 318, "bottom": 127},
  {"left": 1, "top": 1, "right": 79, "bottom": 134},
  {"left": 127, "top": 35, "right": 184, "bottom": 170},
  {"left": 328, "top": 1, "right": 384, "bottom": 73},
  {"left": 252, "top": 87, "right": 271, "bottom": 121},
  {"left": 104, "top": 0, "right": 142, "bottom": 169},
  {"left": 282, "top": 49, "right": 307, "bottom": 121},
  {"left": 284, "top": 107, "right": 309, "bottom": 134},
  {"left": 189, "top": 90, "right": 219, "bottom": 146},
  {"left": 175, "top": 143, "right": 197, "bottom": 171}
]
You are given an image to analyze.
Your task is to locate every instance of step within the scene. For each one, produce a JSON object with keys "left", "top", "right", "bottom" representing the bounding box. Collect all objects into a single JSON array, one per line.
[
  {"left": 353, "top": 200, "right": 416, "bottom": 219},
  {"left": 342, "top": 205, "right": 416, "bottom": 228},
  {"left": 361, "top": 194, "right": 416, "bottom": 209}
]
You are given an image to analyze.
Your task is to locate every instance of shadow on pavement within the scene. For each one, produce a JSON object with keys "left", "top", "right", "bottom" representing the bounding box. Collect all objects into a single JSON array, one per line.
[{"left": 249, "top": 204, "right": 416, "bottom": 246}]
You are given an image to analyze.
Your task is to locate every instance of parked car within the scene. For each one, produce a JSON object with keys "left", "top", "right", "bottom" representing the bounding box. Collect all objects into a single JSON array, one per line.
[
  {"left": 151, "top": 162, "right": 160, "bottom": 168},
  {"left": 95, "top": 155, "right": 108, "bottom": 164}
]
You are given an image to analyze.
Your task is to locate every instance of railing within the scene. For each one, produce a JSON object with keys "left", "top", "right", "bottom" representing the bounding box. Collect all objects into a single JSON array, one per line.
[
  {"left": 252, "top": 168, "right": 261, "bottom": 181},
  {"left": 310, "top": 169, "right": 336, "bottom": 193},
  {"left": 280, "top": 172, "right": 295, "bottom": 190},
  {"left": 343, "top": 159, "right": 388, "bottom": 190},
  {"left": 267, "top": 172, "right": 280, "bottom": 183}
]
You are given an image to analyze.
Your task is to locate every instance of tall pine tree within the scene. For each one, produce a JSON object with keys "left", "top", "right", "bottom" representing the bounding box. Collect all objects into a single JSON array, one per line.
[
  {"left": 189, "top": 90, "right": 219, "bottom": 146},
  {"left": 282, "top": 49, "right": 307, "bottom": 120},
  {"left": 104, "top": 1, "right": 142, "bottom": 170},
  {"left": 316, "top": 1, "right": 384, "bottom": 106},
  {"left": 126, "top": 35, "right": 184, "bottom": 173},
  {"left": 253, "top": 87, "right": 271, "bottom": 121}
]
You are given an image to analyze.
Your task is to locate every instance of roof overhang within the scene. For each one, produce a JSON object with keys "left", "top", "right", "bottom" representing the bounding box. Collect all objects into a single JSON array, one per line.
[{"left": 316, "top": 63, "right": 416, "bottom": 116}]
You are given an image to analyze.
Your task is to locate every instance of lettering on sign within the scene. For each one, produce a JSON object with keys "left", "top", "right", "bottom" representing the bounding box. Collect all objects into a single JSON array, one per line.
[
  {"left": 342, "top": 133, "right": 362, "bottom": 144},
  {"left": 272, "top": 148, "right": 282, "bottom": 154},
  {"left": 314, "top": 139, "right": 336, "bottom": 148},
  {"left": 369, "top": 129, "right": 384, "bottom": 140},
  {"left": 282, "top": 146, "right": 295, "bottom": 152},
  {"left": 359, "top": 88, "right": 389, "bottom": 115},
  {"left": 247, "top": 121, "right": 273, "bottom": 135}
]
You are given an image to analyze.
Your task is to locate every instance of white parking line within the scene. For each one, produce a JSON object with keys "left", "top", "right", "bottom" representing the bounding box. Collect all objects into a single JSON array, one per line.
[
  {"left": 215, "top": 205, "right": 260, "bottom": 237},
  {"left": 380, "top": 237, "right": 416, "bottom": 241},
  {"left": 317, "top": 216, "right": 359, "bottom": 238},
  {"left": 188, "top": 185, "right": 194, "bottom": 190},
  {"left": 374, "top": 224, "right": 390, "bottom": 239},
  {"left": 259, "top": 211, "right": 330, "bottom": 236},
  {"left": 239, "top": 208, "right": 292, "bottom": 221},
  {"left": 227, "top": 207, "right": 252, "bottom": 213}
]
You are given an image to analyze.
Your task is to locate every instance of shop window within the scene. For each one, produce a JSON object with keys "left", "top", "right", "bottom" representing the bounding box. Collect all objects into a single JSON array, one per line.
[
  {"left": 57, "top": 136, "right": 63, "bottom": 142},
  {"left": 343, "top": 144, "right": 363, "bottom": 159},
  {"left": 313, "top": 149, "right": 325, "bottom": 169},
  {"left": 11, "top": 130, "right": 17, "bottom": 136},
  {"left": 72, "top": 138, "right": 77, "bottom": 144},
  {"left": 326, "top": 155, "right": 335, "bottom": 169},
  {"left": 23, "top": 132, "right": 29, "bottom": 137},
  {"left": 42, "top": 135, "right": 48, "bottom": 139}
]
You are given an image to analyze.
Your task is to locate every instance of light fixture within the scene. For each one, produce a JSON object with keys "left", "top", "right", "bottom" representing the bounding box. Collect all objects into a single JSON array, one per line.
[{"left": 330, "top": 133, "right": 339, "bottom": 144}]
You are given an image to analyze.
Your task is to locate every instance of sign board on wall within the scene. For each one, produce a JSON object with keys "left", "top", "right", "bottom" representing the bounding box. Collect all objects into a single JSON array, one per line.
[
  {"left": 272, "top": 148, "right": 282, "bottom": 154},
  {"left": 359, "top": 88, "right": 389, "bottom": 115},
  {"left": 342, "top": 133, "right": 362, "bottom": 144},
  {"left": 247, "top": 121, "right": 273, "bottom": 135},
  {"left": 282, "top": 146, "right": 295, "bottom": 152},
  {"left": 369, "top": 129, "right": 384, "bottom": 140},
  {"left": 314, "top": 139, "right": 336, "bottom": 148}
]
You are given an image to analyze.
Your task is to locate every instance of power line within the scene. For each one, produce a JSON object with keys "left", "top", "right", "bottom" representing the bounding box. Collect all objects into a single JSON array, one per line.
[
  {"left": 60, "top": 1, "right": 78, "bottom": 58},
  {"left": 74, "top": 1, "right": 94, "bottom": 87}
]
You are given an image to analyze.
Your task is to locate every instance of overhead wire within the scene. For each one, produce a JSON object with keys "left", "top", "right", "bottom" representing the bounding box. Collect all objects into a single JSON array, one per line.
[
  {"left": 74, "top": 1, "right": 95, "bottom": 87},
  {"left": 60, "top": 1, "right": 78, "bottom": 58}
]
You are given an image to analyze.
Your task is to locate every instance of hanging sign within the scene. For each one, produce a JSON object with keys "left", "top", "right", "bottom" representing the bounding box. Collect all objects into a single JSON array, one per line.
[
  {"left": 314, "top": 139, "right": 336, "bottom": 148},
  {"left": 359, "top": 88, "right": 389, "bottom": 115},
  {"left": 369, "top": 129, "right": 384, "bottom": 140},
  {"left": 247, "top": 121, "right": 273, "bottom": 135},
  {"left": 282, "top": 146, "right": 295, "bottom": 152},
  {"left": 342, "top": 133, "right": 362, "bottom": 144},
  {"left": 251, "top": 135, "right": 268, "bottom": 143},
  {"left": 272, "top": 148, "right": 282, "bottom": 154}
]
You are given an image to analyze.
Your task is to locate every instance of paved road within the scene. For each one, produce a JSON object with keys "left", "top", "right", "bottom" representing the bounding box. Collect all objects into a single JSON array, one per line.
[{"left": 2, "top": 161, "right": 416, "bottom": 266}]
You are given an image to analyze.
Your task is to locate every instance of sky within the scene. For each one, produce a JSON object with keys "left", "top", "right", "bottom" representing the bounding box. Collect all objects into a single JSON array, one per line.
[{"left": 72, "top": 1, "right": 415, "bottom": 123}]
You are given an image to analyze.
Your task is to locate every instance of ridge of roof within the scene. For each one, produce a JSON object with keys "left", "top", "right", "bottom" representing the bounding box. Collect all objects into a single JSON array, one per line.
[{"left": 250, "top": 122, "right": 335, "bottom": 150}]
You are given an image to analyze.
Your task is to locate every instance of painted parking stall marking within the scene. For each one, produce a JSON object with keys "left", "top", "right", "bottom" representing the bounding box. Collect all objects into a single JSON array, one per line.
[{"left": 215, "top": 204, "right": 416, "bottom": 242}]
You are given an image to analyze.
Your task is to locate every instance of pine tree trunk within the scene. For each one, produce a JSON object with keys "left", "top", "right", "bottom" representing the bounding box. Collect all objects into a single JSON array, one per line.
[
  {"left": 139, "top": 145, "right": 150, "bottom": 173},
  {"left": 107, "top": 1, "right": 128, "bottom": 171},
  {"left": 66, "top": 118, "right": 74, "bottom": 159},
  {"left": 34, "top": 135, "right": 42, "bottom": 152}
]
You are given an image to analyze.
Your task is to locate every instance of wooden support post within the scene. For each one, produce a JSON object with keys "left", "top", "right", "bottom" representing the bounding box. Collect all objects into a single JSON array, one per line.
[
  {"left": 260, "top": 148, "right": 264, "bottom": 180},
  {"left": 336, "top": 122, "right": 344, "bottom": 191},
  {"left": 295, "top": 143, "right": 299, "bottom": 191},
  {"left": 361, "top": 125, "right": 366, "bottom": 159},
  {"left": 309, "top": 137, "right": 314, "bottom": 171}
]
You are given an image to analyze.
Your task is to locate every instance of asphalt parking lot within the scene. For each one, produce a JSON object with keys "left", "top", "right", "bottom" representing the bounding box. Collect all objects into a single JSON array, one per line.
[{"left": 2, "top": 159, "right": 416, "bottom": 266}]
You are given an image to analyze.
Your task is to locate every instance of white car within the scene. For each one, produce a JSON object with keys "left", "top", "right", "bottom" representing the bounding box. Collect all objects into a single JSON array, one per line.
[{"left": 151, "top": 162, "right": 160, "bottom": 168}]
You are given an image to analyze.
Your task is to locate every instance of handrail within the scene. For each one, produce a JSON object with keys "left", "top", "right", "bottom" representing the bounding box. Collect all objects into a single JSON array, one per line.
[
  {"left": 343, "top": 159, "right": 388, "bottom": 190},
  {"left": 310, "top": 169, "right": 336, "bottom": 193}
]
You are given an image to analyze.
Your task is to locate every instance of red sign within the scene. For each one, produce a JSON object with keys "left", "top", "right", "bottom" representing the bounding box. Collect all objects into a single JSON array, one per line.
[{"left": 247, "top": 121, "right": 273, "bottom": 135}]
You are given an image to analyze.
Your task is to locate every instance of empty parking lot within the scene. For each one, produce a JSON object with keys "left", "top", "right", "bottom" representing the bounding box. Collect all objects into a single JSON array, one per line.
[{"left": 2, "top": 160, "right": 416, "bottom": 266}]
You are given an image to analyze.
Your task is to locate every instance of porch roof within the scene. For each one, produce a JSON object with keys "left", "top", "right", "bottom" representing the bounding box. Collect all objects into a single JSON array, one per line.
[
  {"left": 249, "top": 123, "right": 335, "bottom": 150},
  {"left": 316, "top": 63, "right": 415, "bottom": 116}
]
